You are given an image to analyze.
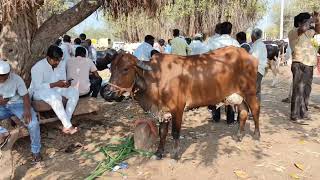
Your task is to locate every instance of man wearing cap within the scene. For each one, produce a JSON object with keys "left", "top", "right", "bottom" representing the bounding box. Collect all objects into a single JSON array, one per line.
[
  {"left": 29, "top": 45, "right": 79, "bottom": 134},
  {"left": 189, "top": 33, "right": 209, "bottom": 55},
  {"left": 0, "top": 60, "right": 41, "bottom": 162}
]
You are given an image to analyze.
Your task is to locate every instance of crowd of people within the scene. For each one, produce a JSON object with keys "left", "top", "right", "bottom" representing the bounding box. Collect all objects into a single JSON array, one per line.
[
  {"left": 0, "top": 33, "right": 102, "bottom": 163},
  {"left": 0, "top": 11, "right": 319, "bottom": 166}
]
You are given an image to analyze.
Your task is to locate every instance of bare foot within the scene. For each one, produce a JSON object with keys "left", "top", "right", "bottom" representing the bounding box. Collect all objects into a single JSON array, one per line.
[{"left": 62, "top": 127, "right": 79, "bottom": 135}]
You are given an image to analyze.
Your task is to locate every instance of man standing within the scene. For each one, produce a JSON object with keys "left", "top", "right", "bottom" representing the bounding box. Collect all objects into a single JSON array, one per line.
[
  {"left": 207, "top": 22, "right": 240, "bottom": 51},
  {"left": 189, "top": 33, "right": 209, "bottom": 55},
  {"left": 67, "top": 46, "right": 102, "bottom": 98},
  {"left": 251, "top": 28, "right": 268, "bottom": 103},
  {"left": 207, "top": 23, "right": 222, "bottom": 48},
  {"left": 60, "top": 35, "right": 73, "bottom": 61},
  {"left": 164, "top": 39, "right": 172, "bottom": 54},
  {"left": 86, "top": 39, "right": 97, "bottom": 64},
  {"left": 133, "top": 35, "right": 155, "bottom": 61},
  {"left": 207, "top": 22, "right": 240, "bottom": 124},
  {"left": 288, "top": 12, "right": 320, "bottom": 121},
  {"left": 236, "top": 32, "right": 252, "bottom": 53},
  {"left": 29, "top": 45, "right": 79, "bottom": 134},
  {"left": 0, "top": 60, "right": 41, "bottom": 162},
  {"left": 171, "top": 29, "right": 191, "bottom": 56}
]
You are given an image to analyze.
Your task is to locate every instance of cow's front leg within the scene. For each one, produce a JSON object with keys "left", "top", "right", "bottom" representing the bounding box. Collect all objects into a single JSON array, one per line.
[
  {"left": 155, "top": 121, "right": 169, "bottom": 160},
  {"left": 171, "top": 111, "right": 183, "bottom": 160}
]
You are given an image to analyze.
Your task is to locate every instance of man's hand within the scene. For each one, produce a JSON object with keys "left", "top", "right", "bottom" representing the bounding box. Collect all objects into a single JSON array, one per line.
[
  {"left": 0, "top": 96, "right": 9, "bottom": 105},
  {"left": 23, "top": 108, "right": 32, "bottom": 124},
  {"left": 51, "top": 80, "right": 70, "bottom": 88}
]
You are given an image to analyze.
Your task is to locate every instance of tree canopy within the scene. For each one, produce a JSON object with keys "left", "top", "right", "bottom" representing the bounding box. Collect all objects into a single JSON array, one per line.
[{"left": 106, "top": 0, "right": 266, "bottom": 42}]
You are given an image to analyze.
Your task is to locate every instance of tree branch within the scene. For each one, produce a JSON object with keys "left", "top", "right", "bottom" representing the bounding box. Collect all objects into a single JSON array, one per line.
[{"left": 32, "top": 0, "right": 102, "bottom": 51}]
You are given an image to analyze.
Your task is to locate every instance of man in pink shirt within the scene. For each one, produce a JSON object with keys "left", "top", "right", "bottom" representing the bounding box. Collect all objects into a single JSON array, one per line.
[{"left": 67, "top": 46, "right": 102, "bottom": 98}]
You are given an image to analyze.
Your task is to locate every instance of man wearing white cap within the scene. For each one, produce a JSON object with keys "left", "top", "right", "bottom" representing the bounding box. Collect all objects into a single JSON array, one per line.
[
  {"left": 0, "top": 60, "right": 41, "bottom": 162},
  {"left": 29, "top": 45, "right": 79, "bottom": 134},
  {"left": 189, "top": 33, "right": 209, "bottom": 55}
]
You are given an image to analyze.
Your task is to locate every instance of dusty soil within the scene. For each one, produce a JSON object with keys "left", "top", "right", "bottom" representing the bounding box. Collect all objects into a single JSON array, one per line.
[{"left": 10, "top": 66, "right": 320, "bottom": 180}]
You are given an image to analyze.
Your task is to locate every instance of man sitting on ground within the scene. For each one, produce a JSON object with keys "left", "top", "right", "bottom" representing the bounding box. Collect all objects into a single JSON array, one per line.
[
  {"left": 67, "top": 46, "right": 102, "bottom": 98},
  {"left": 0, "top": 60, "right": 41, "bottom": 162},
  {"left": 29, "top": 45, "right": 79, "bottom": 134}
]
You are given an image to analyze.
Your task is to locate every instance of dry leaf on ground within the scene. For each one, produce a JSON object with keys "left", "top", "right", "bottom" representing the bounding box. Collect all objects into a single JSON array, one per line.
[
  {"left": 234, "top": 170, "right": 249, "bottom": 179},
  {"left": 294, "top": 163, "right": 304, "bottom": 171}
]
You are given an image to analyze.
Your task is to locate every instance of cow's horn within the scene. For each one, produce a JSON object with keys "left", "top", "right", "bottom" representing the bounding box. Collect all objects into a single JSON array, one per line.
[{"left": 136, "top": 60, "right": 152, "bottom": 71}]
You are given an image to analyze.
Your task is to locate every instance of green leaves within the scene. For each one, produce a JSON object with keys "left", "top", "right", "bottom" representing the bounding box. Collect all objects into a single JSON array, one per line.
[{"left": 85, "top": 136, "right": 153, "bottom": 180}]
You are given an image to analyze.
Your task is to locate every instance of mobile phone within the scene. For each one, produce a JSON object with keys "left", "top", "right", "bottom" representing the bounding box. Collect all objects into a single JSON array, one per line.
[{"left": 68, "top": 79, "right": 74, "bottom": 83}]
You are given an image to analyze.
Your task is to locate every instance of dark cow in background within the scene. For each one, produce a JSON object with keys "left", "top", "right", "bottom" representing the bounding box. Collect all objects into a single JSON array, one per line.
[
  {"left": 264, "top": 40, "right": 289, "bottom": 87},
  {"left": 96, "top": 48, "right": 118, "bottom": 71},
  {"left": 103, "top": 47, "right": 260, "bottom": 160}
]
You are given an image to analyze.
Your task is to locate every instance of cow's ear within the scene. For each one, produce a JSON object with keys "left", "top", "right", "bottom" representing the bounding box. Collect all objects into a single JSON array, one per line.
[{"left": 136, "top": 60, "right": 152, "bottom": 71}]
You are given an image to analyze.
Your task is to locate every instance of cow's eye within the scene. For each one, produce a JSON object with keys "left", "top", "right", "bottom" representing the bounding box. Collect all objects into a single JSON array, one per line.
[{"left": 123, "top": 68, "right": 129, "bottom": 72}]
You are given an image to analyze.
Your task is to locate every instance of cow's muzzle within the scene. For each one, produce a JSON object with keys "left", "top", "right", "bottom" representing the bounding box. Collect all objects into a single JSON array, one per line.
[{"left": 100, "top": 84, "right": 125, "bottom": 102}]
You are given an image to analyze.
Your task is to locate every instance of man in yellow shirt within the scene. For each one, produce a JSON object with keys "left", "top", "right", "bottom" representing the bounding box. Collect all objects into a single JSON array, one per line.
[
  {"left": 288, "top": 12, "right": 320, "bottom": 121},
  {"left": 171, "top": 29, "right": 191, "bottom": 56}
]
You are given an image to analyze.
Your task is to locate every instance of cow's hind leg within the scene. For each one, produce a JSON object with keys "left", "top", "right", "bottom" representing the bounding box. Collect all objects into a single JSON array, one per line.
[
  {"left": 155, "top": 121, "right": 169, "bottom": 160},
  {"left": 236, "top": 102, "right": 249, "bottom": 141},
  {"left": 245, "top": 94, "right": 261, "bottom": 140},
  {"left": 171, "top": 110, "right": 183, "bottom": 160}
]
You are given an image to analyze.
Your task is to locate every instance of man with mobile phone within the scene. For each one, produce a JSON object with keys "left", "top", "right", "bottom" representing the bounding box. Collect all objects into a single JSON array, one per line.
[
  {"left": 0, "top": 60, "right": 41, "bottom": 162},
  {"left": 29, "top": 45, "right": 79, "bottom": 134},
  {"left": 288, "top": 11, "right": 320, "bottom": 122}
]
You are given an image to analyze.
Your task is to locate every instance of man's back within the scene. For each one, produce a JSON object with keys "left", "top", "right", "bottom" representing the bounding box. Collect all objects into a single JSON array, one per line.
[
  {"left": 171, "top": 37, "right": 189, "bottom": 56},
  {"left": 133, "top": 42, "right": 154, "bottom": 61},
  {"left": 189, "top": 40, "right": 209, "bottom": 55},
  {"left": 207, "top": 34, "right": 240, "bottom": 51},
  {"left": 67, "top": 56, "right": 97, "bottom": 95}
]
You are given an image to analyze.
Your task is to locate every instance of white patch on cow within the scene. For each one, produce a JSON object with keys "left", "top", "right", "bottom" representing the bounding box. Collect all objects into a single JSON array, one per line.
[{"left": 216, "top": 93, "right": 244, "bottom": 109}]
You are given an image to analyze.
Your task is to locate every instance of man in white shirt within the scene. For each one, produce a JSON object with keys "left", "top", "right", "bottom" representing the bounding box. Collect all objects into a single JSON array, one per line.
[
  {"left": 0, "top": 60, "right": 41, "bottom": 162},
  {"left": 164, "top": 39, "right": 172, "bottom": 54},
  {"left": 207, "top": 23, "right": 222, "bottom": 49},
  {"left": 86, "top": 39, "right": 97, "bottom": 64},
  {"left": 251, "top": 28, "right": 268, "bottom": 103},
  {"left": 189, "top": 33, "right": 209, "bottom": 55},
  {"left": 207, "top": 22, "right": 240, "bottom": 51},
  {"left": 207, "top": 22, "right": 240, "bottom": 125},
  {"left": 60, "top": 35, "right": 73, "bottom": 61},
  {"left": 67, "top": 46, "right": 102, "bottom": 98},
  {"left": 133, "top": 35, "right": 155, "bottom": 61},
  {"left": 29, "top": 45, "right": 79, "bottom": 134}
]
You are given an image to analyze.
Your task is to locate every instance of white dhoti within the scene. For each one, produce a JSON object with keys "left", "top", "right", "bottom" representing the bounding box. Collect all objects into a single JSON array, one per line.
[{"left": 33, "top": 87, "right": 79, "bottom": 128}]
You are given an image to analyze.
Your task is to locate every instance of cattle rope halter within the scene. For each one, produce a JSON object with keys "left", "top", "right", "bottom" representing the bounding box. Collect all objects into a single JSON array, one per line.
[{"left": 107, "top": 79, "right": 136, "bottom": 97}]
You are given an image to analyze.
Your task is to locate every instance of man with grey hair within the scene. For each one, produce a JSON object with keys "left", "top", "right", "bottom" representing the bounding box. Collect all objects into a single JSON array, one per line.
[{"left": 251, "top": 28, "right": 267, "bottom": 102}]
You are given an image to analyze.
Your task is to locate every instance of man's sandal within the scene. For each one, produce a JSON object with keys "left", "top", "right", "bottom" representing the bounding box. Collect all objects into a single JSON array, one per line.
[{"left": 0, "top": 133, "right": 10, "bottom": 149}]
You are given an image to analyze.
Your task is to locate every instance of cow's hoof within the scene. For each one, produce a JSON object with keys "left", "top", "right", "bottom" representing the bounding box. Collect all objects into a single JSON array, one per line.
[
  {"left": 155, "top": 151, "right": 164, "bottom": 160},
  {"left": 253, "top": 131, "right": 261, "bottom": 140},
  {"left": 171, "top": 152, "right": 180, "bottom": 160},
  {"left": 234, "top": 130, "right": 245, "bottom": 142}
]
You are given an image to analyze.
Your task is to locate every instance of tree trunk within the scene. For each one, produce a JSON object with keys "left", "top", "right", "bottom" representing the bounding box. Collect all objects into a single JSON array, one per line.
[{"left": 0, "top": 0, "right": 102, "bottom": 84}]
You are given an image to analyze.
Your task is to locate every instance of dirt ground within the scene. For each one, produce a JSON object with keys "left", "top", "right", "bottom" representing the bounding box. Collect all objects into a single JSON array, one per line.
[{"left": 10, "top": 66, "right": 320, "bottom": 180}]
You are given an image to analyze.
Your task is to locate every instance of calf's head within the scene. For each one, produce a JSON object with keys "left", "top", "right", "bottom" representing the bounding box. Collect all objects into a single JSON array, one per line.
[{"left": 102, "top": 53, "right": 151, "bottom": 101}]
